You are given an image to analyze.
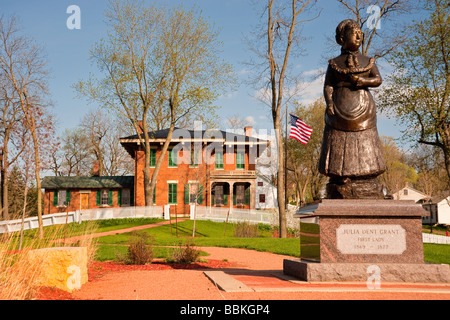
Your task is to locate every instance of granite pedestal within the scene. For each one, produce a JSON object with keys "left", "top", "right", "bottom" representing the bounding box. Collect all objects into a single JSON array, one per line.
[{"left": 284, "top": 200, "right": 450, "bottom": 283}]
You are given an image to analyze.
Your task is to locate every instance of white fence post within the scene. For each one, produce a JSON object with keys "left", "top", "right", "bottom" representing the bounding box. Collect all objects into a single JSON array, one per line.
[{"left": 163, "top": 205, "right": 170, "bottom": 220}]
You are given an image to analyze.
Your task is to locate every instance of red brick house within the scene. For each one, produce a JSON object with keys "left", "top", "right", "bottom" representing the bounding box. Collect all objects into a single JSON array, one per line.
[
  {"left": 41, "top": 175, "right": 134, "bottom": 215},
  {"left": 119, "top": 126, "right": 269, "bottom": 216}
]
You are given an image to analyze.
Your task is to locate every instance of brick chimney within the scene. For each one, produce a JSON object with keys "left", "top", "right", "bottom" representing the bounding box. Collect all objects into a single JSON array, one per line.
[
  {"left": 244, "top": 126, "right": 252, "bottom": 137},
  {"left": 137, "top": 120, "right": 143, "bottom": 134},
  {"left": 92, "top": 161, "right": 100, "bottom": 177}
]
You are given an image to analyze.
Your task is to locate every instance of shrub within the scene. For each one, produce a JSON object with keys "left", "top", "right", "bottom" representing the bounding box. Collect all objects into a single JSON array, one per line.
[
  {"left": 168, "top": 241, "right": 200, "bottom": 264},
  {"left": 233, "top": 221, "right": 259, "bottom": 238},
  {"left": 126, "top": 231, "right": 154, "bottom": 265}
]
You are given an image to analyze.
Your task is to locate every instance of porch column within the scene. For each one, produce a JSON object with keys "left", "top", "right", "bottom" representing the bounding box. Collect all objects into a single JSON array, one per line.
[
  {"left": 229, "top": 182, "right": 234, "bottom": 214},
  {"left": 250, "top": 181, "right": 256, "bottom": 210}
]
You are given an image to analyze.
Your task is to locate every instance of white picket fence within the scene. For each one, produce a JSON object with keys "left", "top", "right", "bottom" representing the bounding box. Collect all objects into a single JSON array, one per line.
[
  {"left": 189, "top": 205, "right": 277, "bottom": 225},
  {"left": 0, "top": 206, "right": 165, "bottom": 234},
  {"left": 422, "top": 232, "right": 450, "bottom": 245},
  {"left": 1, "top": 205, "right": 449, "bottom": 245}
]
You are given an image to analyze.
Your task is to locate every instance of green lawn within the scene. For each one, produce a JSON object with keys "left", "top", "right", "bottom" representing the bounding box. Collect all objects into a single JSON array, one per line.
[
  {"left": 95, "top": 219, "right": 316, "bottom": 261},
  {"left": 423, "top": 243, "right": 450, "bottom": 264},
  {"left": 93, "top": 219, "right": 449, "bottom": 265},
  {"left": 13, "top": 217, "right": 447, "bottom": 265}
]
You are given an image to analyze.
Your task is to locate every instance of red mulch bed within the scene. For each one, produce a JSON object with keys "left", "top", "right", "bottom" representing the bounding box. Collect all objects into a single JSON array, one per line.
[{"left": 35, "top": 259, "right": 234, "bottom": 300}]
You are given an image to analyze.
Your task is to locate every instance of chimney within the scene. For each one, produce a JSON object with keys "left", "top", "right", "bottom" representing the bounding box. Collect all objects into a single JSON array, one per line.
[
  {"left": 137, "top": 120, "right": 143, "bottom": 134},
  {"left": 244, "top": 126, "right": 252, "bottom": 137},
  {"left": 92, "top": 161, "right": 100, "bottom": 177}
]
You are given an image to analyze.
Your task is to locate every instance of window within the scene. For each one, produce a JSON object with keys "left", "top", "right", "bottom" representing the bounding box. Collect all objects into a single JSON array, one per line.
[
  {"left": 236, "top": 151, "right": 245, "bottom": 170},
  {"left": 119, "top": 189, "right": 130, "bottom": 206},
  {"left": 258, "top": 181, "right": 264, "bottom": 187},
  {"left": 168, "top": 183, "right": 177, "bottom": 204},
  {"left": 185, "top": 183, "right": 204, "bottom": 204},
  {"left": 404, "top": 189, "right": 408, "bottom": 196},
  {"left": 259, "top": 194, "right": 266, "bottom": 203},
  {"left": 215, "top": 151, "right": 223, "bottom": 169},
  {"left": 215, "top": 185, "right": 224, "bottom": 205},
  {"left": 97, "top": 190, "right": 113, "bottom": 206},
  {"left": 168, "top": 149, "right": 178, "bottom": 167},
  {"left": 150, "top": 149, "right": 156, "bottom": 167},
  {"left": 53, "top": 190, "right": 70, "bottom": 206},
  {"left": 101, "top": 190, "right": 110, "bottom": 205}
]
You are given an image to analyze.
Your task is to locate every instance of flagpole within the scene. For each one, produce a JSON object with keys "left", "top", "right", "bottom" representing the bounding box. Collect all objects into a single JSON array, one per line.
[{"left": 285, "top": 104, "right": 288, "bottom": 211}]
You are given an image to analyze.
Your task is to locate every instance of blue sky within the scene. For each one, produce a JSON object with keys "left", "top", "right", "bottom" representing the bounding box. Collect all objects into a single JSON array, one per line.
[{"left": 2, "top": 0, "right": 425, "bottom": 144}]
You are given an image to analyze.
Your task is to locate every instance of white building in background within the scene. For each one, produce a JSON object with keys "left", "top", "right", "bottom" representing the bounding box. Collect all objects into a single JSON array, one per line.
[
  {"left": 250, "top": 130, "right": 278, "bottom": 210},
  {"left": 422, "top": 196, "right": 450, "bottom": 226},
  {"left": 255, "top": 174, "right": 278, "bottom": 210},
  {"left": 393, "top": 183, "right": 450, "bottom": 226},
  {"left": 392, "top": 183, "right": 429, "bottom": 202}
]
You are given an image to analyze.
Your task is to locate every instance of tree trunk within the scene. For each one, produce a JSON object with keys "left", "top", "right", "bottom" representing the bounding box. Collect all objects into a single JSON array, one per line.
[
  {"left": 148, "top": 123, "right": 176, "bottom": 207},
  {"left": 274, "top": 118, "right": 287, "bottom": 238},
  {"left": 1, "top": 139, "right": 9, "bottom": 220},
  {"left": 30, "top": 124, "right": 43, "bottom": 238}
]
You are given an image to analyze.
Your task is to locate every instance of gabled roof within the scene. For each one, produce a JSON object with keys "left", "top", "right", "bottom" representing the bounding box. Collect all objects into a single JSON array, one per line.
[{"left": 41, "top": 176, "right": 134, "bottom": 190}]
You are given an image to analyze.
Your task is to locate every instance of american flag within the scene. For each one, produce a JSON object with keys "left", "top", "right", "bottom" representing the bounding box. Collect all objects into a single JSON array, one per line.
[{"left": 289, "top": 114, "right": 312, "bottom": 145}]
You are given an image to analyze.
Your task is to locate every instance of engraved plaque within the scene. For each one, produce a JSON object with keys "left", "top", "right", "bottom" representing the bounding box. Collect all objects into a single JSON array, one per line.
[{"left": 336, "top": 224, "right": 406, "bottom": 255}]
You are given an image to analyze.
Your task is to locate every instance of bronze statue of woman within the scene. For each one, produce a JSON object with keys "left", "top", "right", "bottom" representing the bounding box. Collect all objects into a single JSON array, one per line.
[{"left": 319, "top": 19, "right": 386, "bottom": 199}]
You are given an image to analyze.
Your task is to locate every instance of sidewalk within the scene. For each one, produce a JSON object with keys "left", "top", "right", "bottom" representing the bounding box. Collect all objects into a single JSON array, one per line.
[{"left": 66, "top": 221, "right": 450, "bottom": 300}]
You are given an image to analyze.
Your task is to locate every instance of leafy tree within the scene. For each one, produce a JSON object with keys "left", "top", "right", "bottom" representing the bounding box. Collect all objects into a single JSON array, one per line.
[
  {"left": 379, "top": 136, "right": 417, "bottom": 196},
  {"left": 379, "top": 0, "right": 450, "bottom": 185},
  {"left": 75, "top": 0, "right": 234, "bottom": 206},
  {"left": 286, "top": 98, "right": 327, "bottom": 204}
]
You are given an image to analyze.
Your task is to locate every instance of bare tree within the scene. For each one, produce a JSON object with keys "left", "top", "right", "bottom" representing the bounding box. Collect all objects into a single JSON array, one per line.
[
  {"left": 0, "top": 16, "right": 53, "bottom": 237},
  {"left": 249, "top": 0, "right": 319, "bottom": 237},
  {"left": 60, "top": 128, "right": 91, "bottom": 176},
  {"left": 336, "top": 0, "right": 415, "bottom": 59},
  {"left": 0, "top": 73, "right": 26, "bottom": 220},
  {"left": 80, "top": 108, "right": 134, "bottom": 176}
]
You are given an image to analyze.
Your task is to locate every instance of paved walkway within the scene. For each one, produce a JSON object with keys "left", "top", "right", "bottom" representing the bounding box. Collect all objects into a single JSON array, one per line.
[{"left": 68, "top": 220, "right": 450, "bottom": 300}]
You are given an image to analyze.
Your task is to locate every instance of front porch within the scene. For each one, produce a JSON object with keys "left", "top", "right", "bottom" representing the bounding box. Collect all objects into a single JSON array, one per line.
[{"left": 209, "top": 170, "right": 256, "bottom": 211}]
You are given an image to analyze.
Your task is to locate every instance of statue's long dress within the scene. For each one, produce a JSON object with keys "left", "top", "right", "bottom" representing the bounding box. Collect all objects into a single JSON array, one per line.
[{"left": 319, "top": 51, "right": 386, "bottom": 179}]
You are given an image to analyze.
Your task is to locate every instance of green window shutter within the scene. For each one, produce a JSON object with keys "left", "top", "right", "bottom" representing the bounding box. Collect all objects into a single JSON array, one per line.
[
  {"left": 117, "top": 190, "right": 122, "bottom": 206},
  {"left": 150, "top": 149, "right": 156, "bottom": 167},
  {"left": 96, "top": 190, "right": 101, "bottom": 206},
  {"left": 153, "top": 187, "right": 156, "bottom": 204},
  {"left": 236, "top": 151, "right": 245, "bottom": 169},
  {"left": 233, "top": 193, "right": 236, "bottom": 205},
  {"left": 66, "top": 190, "right": 71, "bottom": 205},
  {"left": 168, "top": 183, "right": 177, "bottom": 204},
  {"left": 215, "top": 151, "right": 223, "bottom": 169},
  {"left": 223, "top": 194, "right": 228, "bottom": 205},
  {"left": 53, "top": 191, "right": 58, "bottom": 206},
  {"left": 211, "top": 193, "right": 215, "bottom": 206},
  {"left": 108, "top": 190, "right": 113, "bottom": 206},
  {"left": 198, "top": 185, "right": 203, "bottom": 204},
  {"left": 244, "top": 187, "right": 250, "bottom": 205},
  {"left": 130, "top": 189, "right": 134, "bottom": 206},
  {"left": 184, "top": 183, "right": 190, "bottom": 204}
]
